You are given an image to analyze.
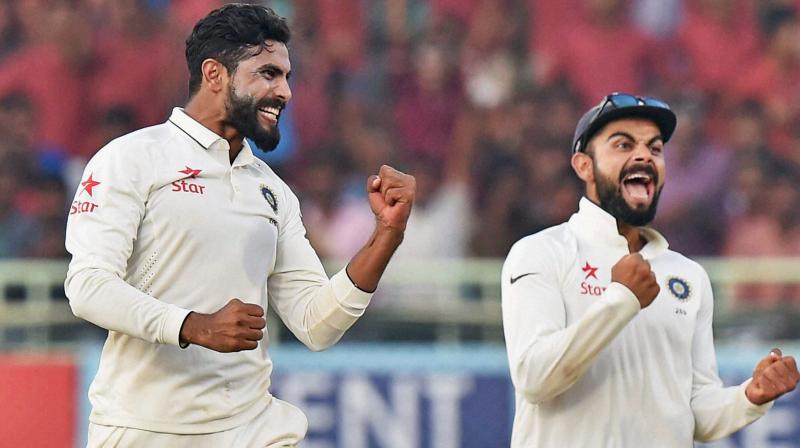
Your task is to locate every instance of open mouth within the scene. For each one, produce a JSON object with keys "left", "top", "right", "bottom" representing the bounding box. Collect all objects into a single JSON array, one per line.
[
  {"left": 258, "top": 106, "right": 281, "bottom": 124},
  {"left": 621, "top": 171, "right": 655, "bottom": 205}
]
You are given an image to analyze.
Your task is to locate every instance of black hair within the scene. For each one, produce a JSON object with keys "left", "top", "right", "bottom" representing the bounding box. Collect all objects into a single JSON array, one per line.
[
  {"left": 760, "top": 5, "right": 797, "bottom": 39},
  {"left": 185, "top": 3, "right": 291, "bottom": 97}
]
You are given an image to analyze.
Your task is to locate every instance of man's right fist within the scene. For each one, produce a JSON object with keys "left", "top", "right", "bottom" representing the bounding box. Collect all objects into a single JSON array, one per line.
[
  {"left": 179, "top": 298, "right": 266, "bottom": 352},
  {"left": 611, "top": 253, "right": 660, "bottom": 309}
]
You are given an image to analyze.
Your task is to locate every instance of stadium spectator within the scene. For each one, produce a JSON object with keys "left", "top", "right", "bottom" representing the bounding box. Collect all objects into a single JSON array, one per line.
[
  {"left": 677, "top": 0, "right": 760, "bottom": 94},
  {"left": 0, "top": 158, "right": 39, "bottom": 257},
  {"left": 654, "top": 97, "right": 733, "bottom": 255},
  {"left": 723, "top": 167, "right": 800, "bottom": 304},
  {"left": 89, "top": 0, "right": 174, "bottom": 127},
  {"left": 0, "top": 0, "right": 21, "bottom": 62},
  {"left": 296, "top": 148, "right": 372, "bottom": 261},
  {"left": 0, "top": 0, "right": 92, "bottom": 155},
  {"left": 392, "top": 39, "right": 463, "bottom": 164},
  {"left": 548, "top": 0, "right": 653, "bottom": 105},
  {"left": 733, "top": 6, "right": 800, "bottom": 132}
]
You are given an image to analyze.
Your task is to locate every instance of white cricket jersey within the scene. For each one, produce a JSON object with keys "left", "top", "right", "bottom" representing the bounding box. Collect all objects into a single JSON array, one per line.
[
  {"left": 502, "top": 197, "right": 772, "bottom": 447},
  {"left": 65, "top": 108, "right": 373, "bottom": 434}
]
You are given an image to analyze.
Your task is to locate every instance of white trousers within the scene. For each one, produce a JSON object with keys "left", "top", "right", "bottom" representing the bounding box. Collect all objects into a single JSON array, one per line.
[{"left": 87, "top": 397, "right": 308, "bottom": 448}]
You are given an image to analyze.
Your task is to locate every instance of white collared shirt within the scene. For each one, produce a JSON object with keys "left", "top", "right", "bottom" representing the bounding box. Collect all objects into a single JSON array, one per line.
[
  {"left": 65, "top": 108, "right": 372, "bottom": 434},
  {"left": 502, "top": 197, "right": 771, "bottom": 447}
]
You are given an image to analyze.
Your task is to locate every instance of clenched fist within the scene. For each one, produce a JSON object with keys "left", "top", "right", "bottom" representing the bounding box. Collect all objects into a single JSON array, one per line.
[
  {"left": 746, "top": 348, "right": 800, "bottom": 405},
  {"left": 367, "top": 165, "right": 416, "bottom": 232},
  {"left": 179, "top": 298, "right": 266, "bottom": 352},
  {"left": 611, "top": 253, "right": 660, "bottom": 308}
]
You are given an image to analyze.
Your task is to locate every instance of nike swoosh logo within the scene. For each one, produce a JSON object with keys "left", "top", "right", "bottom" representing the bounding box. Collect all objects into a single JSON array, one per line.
[{"left": 510, "top": 273, "right": 539, "bottom": 284}]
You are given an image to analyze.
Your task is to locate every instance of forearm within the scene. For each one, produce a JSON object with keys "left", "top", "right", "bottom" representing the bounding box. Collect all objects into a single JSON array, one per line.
[
  {"left": 510, "top": 283, "right": 640, "bottom": 403},
  {"left": 284, "top": 269, "right": 372, "bottom": 351},
  {"left": 66, "top": 267, "right": 191, "bottom": 346},
  {"left": 692, "top": 380, "right": 773, "bottom": 441},
  {"left": 345, "top": 223, "right": 404, "bottom": 292}
]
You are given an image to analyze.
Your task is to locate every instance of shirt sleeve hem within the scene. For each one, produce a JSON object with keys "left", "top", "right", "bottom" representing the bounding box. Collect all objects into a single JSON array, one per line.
[
  {"left": 603, "top": 282, "right": 641, "bottom": 316},
  {"left": 331, "top": 268, "right": 373, "bottom": 312},
  {"left": 737, "top": 378, "right": 775, "bottom": 415},
  {"left": 161, "top": 306, "right": 193, "bottom": 347}
]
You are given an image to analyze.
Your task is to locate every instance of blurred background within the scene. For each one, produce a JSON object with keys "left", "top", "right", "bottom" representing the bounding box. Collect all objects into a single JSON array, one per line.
[{"left": 0, "top": 0, "right": 799, "bottom": 446}]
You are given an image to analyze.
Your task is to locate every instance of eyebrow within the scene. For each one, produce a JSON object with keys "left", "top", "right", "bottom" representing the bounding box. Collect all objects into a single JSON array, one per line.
[{"left": 607, "top": 132, "right": 664, "bottom": 145}]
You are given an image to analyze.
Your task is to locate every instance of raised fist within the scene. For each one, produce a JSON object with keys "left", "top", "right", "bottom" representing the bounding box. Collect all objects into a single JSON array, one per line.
[
  {"left": 611, "top": 253, "right": 660, "bottom": 308},
  {"left": 367, "top": 165, "right": 416, "bottom": 232},
  {"left": 746, "top": 348, "right": 800, "bottom": 405}
]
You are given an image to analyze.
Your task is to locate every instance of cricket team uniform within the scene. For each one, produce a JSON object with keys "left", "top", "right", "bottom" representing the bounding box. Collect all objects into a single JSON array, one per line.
[
  {"left": 65, "top": 108, "right": 373, "bottom": 445},
  {"left": 502, "top": 198, "right": 771, "bottom": 447}
]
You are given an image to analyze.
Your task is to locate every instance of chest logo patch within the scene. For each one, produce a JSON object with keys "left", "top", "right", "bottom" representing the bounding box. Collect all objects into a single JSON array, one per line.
[
  {"left": 173, "top": 166, "right": 205, "bottom": 195},
  {"left": 260, "top": 184, "right": 278, "bottom": 213},
  {"left": 580, "top": 261, "right": 605, "bottom": 296},
  {"left": 80, "top": 173, "right": 101, "bottom": 197},
  {"left": 72, "top": 173, "right": 101, "bottom": 215},
  {"left": 667, "top": 277, "right": 691, "bottom": 300},
  {"left": 582, "top": 261, "right": 599, "bottom": 280},
  {"left": 179, "top": 166, "right": 202, "bottom": 178}
]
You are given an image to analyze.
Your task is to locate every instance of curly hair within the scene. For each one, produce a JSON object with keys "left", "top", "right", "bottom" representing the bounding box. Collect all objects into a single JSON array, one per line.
[{"left": 185, "top": 3, "right": 291, "bottom": 96}]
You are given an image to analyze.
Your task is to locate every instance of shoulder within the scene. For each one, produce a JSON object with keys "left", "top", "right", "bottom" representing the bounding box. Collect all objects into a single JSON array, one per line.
[
  {"left": 660, "top": 249, "right": 708, "bottom": 278},
  {"left": 89, "top": 122, "right": 176, "bottom": 167},
  {"left": 504, "top": 223, "right": 575, "bottom": 270}
]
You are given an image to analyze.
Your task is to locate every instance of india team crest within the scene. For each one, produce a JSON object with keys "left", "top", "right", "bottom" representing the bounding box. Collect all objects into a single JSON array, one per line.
[
  {"left": 667, "top": 276, "right": 691, "bottom": 300},
  {"left": 260, "top": 184, "right": 278, "bottom": 213}
]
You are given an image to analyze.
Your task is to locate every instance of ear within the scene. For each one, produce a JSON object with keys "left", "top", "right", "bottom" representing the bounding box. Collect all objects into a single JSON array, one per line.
[
  {"left": 571, "top": 152, "right": 594, "bottom": 185},
  {"left": 200, "top": 58, "right": 229, "bottom": 94}
]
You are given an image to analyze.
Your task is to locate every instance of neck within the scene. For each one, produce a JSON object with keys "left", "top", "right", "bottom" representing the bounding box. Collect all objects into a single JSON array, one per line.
[
  {"left": 617, "top": 220, "right": 645, "bottom": 253},
  {"left": 586, "top": 191, "right": 646, "bottom": 253},
  {"left": 184, "top": 96, "right": 244, "bottom": 163}
]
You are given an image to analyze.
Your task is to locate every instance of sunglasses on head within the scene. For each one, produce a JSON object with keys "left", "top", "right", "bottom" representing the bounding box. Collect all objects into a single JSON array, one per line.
[
  {"left": 592, "top": 93, "right": 671, "bottom": 121},
  {"left": 575, "top": 93, "right": 672, "bottom": 153}
]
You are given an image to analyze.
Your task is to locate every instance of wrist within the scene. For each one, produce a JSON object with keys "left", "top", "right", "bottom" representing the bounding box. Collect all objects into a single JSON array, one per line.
[
  {"left": 745, "top": 382, "right": 761, "bottom": 405},
  {"left": 179, "top": 312, "right": 208, "bottom": 347},
  {"left": 374, "top": 222, "right": 405, "bottom": 246},
  {"left": 178, "top": 312, "right": 195, "bottom": 347}
]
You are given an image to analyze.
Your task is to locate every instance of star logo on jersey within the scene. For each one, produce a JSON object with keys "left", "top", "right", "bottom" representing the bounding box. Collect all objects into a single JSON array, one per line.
[
  {"left": 80, "top": 174, "right": 101, "bottom": 197},
  {"left": 582, "top": 261, "right": 598, "bottom": 280},
  {"left": 179, "top": 166, "right": 202, "bottom": 178}
]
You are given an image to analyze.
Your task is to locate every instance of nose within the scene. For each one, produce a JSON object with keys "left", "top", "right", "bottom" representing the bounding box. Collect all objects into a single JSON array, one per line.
[
  {"left": 632, "top": 142, "right": 653, "bottom": 162},
  {"left": 275, "top": 78, "right": 292, "bottom": 103}
]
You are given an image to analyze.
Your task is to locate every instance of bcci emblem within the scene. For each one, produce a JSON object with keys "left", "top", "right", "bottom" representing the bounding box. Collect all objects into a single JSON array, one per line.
[
  {"left": 260, "top": 184, "right": 278, "bottom": 213},
  {"left": 667, "top": 277, "right": 691, "bottom": 300}
]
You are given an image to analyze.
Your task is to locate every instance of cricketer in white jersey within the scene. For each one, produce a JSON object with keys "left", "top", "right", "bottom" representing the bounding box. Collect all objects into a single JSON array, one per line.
[
  {"left": 502, "top": 93, "right": 799, "bottom": 447},
  {"left": 65, "top": 5, "right": 415, "bottom": 447}
]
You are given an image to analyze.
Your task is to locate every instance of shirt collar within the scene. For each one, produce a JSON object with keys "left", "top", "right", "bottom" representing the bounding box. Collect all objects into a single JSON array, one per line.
[
  {"left": 168, "top": 108, "right": 228, "bottom": 151},
  {"left": 568, "top": 197, "right": 669, "bottom": 259},
  {"left": 168, "top": 107, "right": 256, "bottom": 167}
]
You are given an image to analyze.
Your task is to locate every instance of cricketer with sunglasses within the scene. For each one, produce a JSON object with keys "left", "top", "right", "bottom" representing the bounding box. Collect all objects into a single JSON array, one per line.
[{"left": 501, "top": 93, "right": 799, "bottom": 447}]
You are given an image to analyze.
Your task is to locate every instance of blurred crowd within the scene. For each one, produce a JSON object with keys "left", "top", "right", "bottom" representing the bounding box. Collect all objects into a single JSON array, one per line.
[{"left": 0, "top": 0, "right": 799, "bottom": 301}]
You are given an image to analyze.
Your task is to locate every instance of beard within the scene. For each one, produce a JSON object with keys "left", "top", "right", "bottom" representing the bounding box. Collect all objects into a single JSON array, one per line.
[
  {"left": 225, "top": 84, "right": 282, "bottom": 152},
  {"left": 594, "top": 163, "right": 662, "bottom": 226}
]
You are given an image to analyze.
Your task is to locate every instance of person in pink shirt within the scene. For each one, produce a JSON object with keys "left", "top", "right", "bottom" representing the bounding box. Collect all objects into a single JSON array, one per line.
[
  {"left": 89, "top": 0, "right": 175, "bottom": 127},
  {"left": 548, "top": 0, "right": 653, "bottom": 105},
  {"left": 677, "top": 0, "right": 759, "bottom": 94},
  {"left": 0, "top": 0, "right": 92, "bottom": 155},
  {"left": 733, "top": 9, "right": 800, "bottom": 130}
]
